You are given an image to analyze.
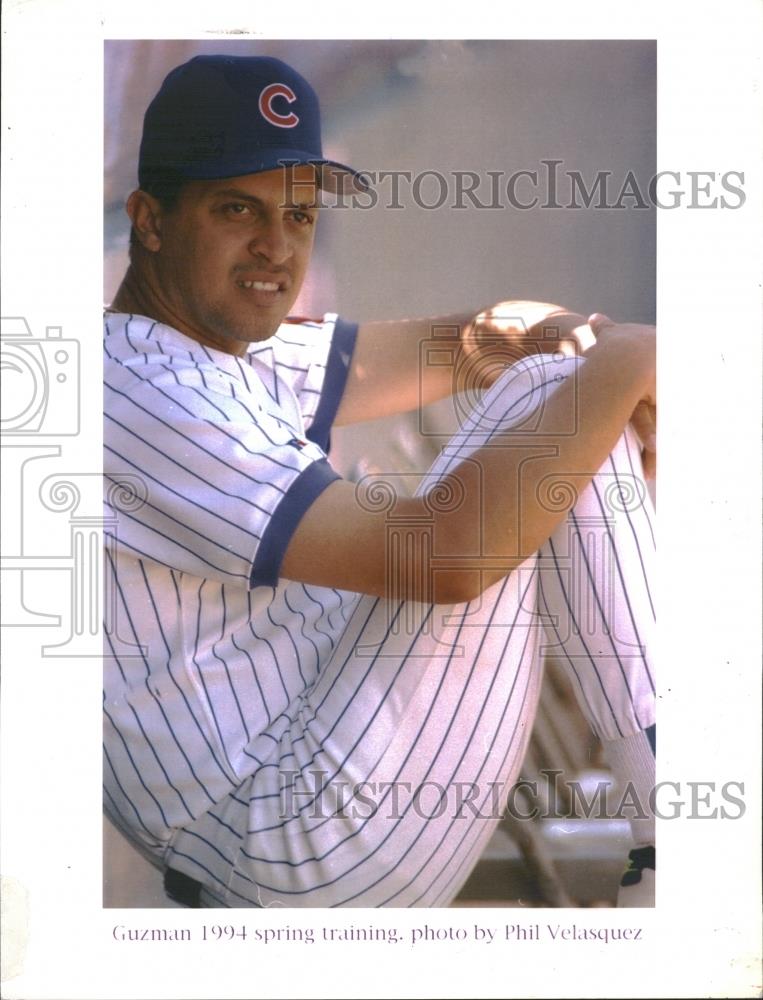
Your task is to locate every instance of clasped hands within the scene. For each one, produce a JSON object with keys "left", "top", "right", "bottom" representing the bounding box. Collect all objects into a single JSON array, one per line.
[{"left": 465, "top": 301, "right": 657, "bottom": 479}]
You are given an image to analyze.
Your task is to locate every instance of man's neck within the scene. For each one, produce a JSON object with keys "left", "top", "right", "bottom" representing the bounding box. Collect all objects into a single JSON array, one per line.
[
  {"left": 110, "top": 266, "right": 159, "bottom": 321},
  {"left": 109, "top": 265, "right": 250, "bottom": 357}
]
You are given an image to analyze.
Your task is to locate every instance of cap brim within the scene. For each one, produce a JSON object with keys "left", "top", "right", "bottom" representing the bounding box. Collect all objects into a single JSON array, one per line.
[
  {"left": 315, "top": 160, "right": 371, "bottom": 195},
  {"left": 174, "top": 149, "right": 369, "bottom": 195}
]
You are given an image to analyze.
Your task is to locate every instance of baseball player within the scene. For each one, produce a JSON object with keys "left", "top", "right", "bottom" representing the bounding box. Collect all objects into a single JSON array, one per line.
[{"left": 103, "top": 54, "right": 656, "bottom": 908}]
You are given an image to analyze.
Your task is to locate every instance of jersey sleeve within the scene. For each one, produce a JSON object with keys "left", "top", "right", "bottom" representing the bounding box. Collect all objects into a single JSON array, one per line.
[
  {"left": 104, "top": 328, "right": 341, "bottom": 590},
  {"left": 267, "top": 313, "right": 358, "bottom": 452}
]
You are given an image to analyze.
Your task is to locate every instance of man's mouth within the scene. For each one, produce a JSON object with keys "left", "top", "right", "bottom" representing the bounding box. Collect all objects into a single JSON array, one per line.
[{"left": 236, "top": 279, "right": 282, "bottom": 292}]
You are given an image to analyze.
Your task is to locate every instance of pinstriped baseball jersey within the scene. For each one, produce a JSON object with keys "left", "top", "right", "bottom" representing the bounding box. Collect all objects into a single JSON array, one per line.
[
  {"left": 103, "top": 311, "right": 361, "bottom": 852},
  {"left": 105, "top": 349, "right": 656, "bottom": 908},
  {"left": 104, "top": 325, "right": 657, "bottom": 906}
]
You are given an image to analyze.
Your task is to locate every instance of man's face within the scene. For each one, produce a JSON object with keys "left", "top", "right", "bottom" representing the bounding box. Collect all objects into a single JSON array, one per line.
[{"left": 151, "top": 165, "right": 319, "bottom": 351}]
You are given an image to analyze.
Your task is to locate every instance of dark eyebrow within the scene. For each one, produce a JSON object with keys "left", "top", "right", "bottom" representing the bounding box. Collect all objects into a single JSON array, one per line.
[
  {"left": 209, "top": 188, "right": 265, "bottom": 206},
  {"left": 210, "top": 187, "right": 319, "bottom": 210}
]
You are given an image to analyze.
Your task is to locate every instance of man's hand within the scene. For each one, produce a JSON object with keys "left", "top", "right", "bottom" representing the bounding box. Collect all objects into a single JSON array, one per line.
[
  {"left": 588, "top": 313, "right": 657, "bottom": 479},
  {"left": 464, "top": 306, "right": 657, "bottom": 478},
  {"left": 466, "top": 300, "right": 594, "bottom": 362},
  {"left": 451, "top": 301, "right": 594, "bottom": 399}
]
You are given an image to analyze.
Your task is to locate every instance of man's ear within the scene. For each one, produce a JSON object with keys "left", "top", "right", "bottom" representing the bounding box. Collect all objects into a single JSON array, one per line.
[{"left": 126, "top": 190, "right": 164, "bottom": 252}]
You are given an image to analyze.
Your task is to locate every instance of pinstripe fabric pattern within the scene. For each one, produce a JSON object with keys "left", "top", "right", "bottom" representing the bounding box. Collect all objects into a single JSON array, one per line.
[
  {"left": 104, "top": 332, "right": 656, "bottom": 906},
  {"left": 104, "top": 312, "right": 357, "bottom": 848}
]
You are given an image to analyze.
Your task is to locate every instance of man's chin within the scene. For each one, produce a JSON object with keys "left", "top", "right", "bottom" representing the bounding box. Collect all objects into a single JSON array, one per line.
[
  {"left": 236, "top": 300, "right": 295, "bottom": 341},
  {"left": 207, "top": 308, "right": 286, "bottom": 348}
]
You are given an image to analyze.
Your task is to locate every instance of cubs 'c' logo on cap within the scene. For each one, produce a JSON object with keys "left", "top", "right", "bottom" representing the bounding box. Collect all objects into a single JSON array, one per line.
[{"left": 258, "top": 83, "right": 300, "bottom": 128}]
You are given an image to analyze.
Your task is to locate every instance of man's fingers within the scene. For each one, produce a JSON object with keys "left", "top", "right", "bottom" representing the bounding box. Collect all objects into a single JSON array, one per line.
[
  {"left": 631, "top": 400, "right": 656, "bottom": 448},
  {"left": 587, "top": 312, "right": 615, "bottom": 337},
  {"left": 641, "top": 446, "right": 657, "bottom": 480},
  {"left": 630, "top": 400, "right": 657, "bottom": 479}
]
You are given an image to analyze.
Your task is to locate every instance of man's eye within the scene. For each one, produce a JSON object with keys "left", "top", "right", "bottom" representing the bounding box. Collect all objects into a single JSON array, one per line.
[
  {"left": 291, "top": 210, "right": 315, "bottom": 226},
  {"left": 224, "top": 203, "right": 250, "bottom": 216}
]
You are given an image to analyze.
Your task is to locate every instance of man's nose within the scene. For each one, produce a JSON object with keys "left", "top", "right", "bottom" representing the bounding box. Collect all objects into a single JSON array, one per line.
[{"left": 248, "top": 217, "right": 291, "bottom": 266}]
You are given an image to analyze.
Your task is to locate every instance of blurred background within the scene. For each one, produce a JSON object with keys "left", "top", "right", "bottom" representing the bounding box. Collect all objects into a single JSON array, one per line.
[{"left": 104, "top": 38, "right": 655, "bottom": 908}]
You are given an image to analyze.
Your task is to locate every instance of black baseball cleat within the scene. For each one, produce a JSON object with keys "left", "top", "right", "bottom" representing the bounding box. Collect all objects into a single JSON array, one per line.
[{"left": 616, "top": 845, "right": 655, "bottom": 907}]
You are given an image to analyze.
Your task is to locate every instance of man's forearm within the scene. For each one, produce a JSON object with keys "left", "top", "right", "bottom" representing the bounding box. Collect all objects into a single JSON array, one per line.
[
  {"left": 283, "top": 322, "right": 655, "bottom": 604},
  {"left": 334, "top": 301, "right": 588, "bottom": 427},
  {"left": 334, "top": 311, "right": 476, "bottom": 426}
]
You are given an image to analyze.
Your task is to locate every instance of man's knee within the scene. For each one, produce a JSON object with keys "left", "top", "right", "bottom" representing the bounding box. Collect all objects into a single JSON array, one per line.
[{"left": 470, "top": 353, "right": 584, "bottom": 437}]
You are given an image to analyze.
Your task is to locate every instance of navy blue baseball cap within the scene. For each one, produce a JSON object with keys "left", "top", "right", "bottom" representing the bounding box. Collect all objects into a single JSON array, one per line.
[{"left": 138, "top": 55, "right": 368, "bottom": 194}]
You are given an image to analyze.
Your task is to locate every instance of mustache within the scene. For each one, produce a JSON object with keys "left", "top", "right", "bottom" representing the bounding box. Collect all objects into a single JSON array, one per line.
[{"left": 232, "top": 261, "right": 290, "bottom": 278}]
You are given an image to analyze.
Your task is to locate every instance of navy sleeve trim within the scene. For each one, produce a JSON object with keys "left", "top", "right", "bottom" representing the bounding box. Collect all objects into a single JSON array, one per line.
[
  {"left": 250, "top": 458, "right": 341, "bottom": 589},
  {"left": 305, "top": 317, "right": 359, "bottom": 453}
]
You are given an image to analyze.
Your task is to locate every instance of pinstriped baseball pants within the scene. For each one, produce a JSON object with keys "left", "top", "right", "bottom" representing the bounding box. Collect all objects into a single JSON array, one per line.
[{"left": 166, "top": 354, "right": 656, "bottom": 907}]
